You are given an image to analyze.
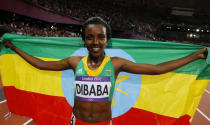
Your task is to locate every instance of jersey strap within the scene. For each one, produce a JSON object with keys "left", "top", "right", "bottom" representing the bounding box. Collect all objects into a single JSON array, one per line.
[{"left": 82, "top": 56, "right": 110, "bottom": 76}]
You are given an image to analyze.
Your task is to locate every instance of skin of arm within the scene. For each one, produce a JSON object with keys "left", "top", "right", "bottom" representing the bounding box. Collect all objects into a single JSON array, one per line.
[
  {"left": 4, "top": 39, "right": 207, "bottom": 74},
  {"left": 3, "top": 39, "right": 81, "bottom": 71},
  {"left": 112, "top": 48, "right": 207, "bottom": 75}
]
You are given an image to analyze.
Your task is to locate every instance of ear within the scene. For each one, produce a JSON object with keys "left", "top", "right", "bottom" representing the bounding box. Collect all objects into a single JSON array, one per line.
[
  {"left": 106, "top": 39, "right": 112, "bottom": 48},
  {"left": 104, "top": 40, "right": 108, "bottom": 47}
]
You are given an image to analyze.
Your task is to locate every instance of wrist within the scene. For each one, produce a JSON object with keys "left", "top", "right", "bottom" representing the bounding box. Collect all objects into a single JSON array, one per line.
[
  {"left": 189, "top": 52, "right": 200, "bottom": 61},
  {"left": 192, "top": 52, "right": 203, "bottom": 60}
]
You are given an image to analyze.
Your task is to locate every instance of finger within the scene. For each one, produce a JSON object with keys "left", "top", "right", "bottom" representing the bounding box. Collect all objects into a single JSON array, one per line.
[
  {"left": 2, "top": 39, "right": 9, "bottom": 48},
  {"left": 204, "top": 48, "right": 208, "bottom": 59},
  {"left": 3, "top": 39, "right": 10, "bottom": 42},
  {"left": 2, "top": 39, "right": 6, "bottom": 43},
  {"left": 2, "top": 39, "right": 8, "bottom": 44}
]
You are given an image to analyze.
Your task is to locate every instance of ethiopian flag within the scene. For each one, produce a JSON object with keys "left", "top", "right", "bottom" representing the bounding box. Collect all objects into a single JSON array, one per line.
[{"left": 0, "top": 33, "right": 209, "bottom": 125}]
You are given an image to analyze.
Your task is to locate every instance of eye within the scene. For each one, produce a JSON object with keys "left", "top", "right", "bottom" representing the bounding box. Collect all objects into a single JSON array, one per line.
[
  {"left": 98, "top": 34, "right": 106, "bottom": 40},
  {"left": 85, "top": 35, "right": 93, "bottom": 40}
]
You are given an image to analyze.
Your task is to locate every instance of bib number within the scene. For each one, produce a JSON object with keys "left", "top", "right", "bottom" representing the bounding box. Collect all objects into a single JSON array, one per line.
[{"left": 75, "top": 76, "right": 111, "bottom": 102}]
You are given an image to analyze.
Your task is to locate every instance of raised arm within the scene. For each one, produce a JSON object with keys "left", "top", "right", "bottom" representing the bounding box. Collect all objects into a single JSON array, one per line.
[
  {"left": 3, "top": 39, "right": 80, "bottom": 71},
  {"left": 112, "top": 48, "right": 207, "bottom": 75}
]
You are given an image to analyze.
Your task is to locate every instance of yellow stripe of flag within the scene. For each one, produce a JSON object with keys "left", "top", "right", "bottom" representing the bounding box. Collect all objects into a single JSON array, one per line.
[
  {"left": 1, "top": 54, "right": 209, "bottom": 119},
  {"left": 134, "top": 73, "right": 209, "bottom": 118},
  {"left": 1, "top": 54, "right": 64, "bottom": 97}
]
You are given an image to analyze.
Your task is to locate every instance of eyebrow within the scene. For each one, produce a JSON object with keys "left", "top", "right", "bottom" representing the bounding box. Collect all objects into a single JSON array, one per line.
[{"left": 98, "top": 34, "right": 106, "bottom": 37}]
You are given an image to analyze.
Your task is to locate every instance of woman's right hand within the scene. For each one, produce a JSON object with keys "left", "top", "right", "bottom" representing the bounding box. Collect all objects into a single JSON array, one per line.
[{"left": 3, "top": 39, "right": 16, "bottom": 50}]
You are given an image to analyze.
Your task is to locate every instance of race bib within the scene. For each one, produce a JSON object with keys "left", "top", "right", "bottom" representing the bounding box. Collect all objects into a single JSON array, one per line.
[{"left": 75, "top": 76, "right": 111, "bottom": 102}]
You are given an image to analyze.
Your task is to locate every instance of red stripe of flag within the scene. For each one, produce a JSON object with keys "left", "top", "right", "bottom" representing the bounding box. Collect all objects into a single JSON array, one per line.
[{"left": 3, "top": 86, "right": 190, "bottom": 125}]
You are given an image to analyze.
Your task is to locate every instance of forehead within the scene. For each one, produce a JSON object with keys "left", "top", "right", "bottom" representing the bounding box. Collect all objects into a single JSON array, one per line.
[{"left": 85, "top": 24, "right": 106, "bottom": 34}]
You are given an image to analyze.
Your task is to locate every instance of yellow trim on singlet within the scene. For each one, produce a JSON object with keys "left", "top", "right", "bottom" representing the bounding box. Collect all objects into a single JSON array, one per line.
[{"left": 82, "top": 56, "right": 110, "bottom": 76}]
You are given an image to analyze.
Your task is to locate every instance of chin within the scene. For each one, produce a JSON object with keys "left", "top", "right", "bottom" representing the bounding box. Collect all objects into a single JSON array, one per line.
[{"left": 89, "top": 52, "right": 103, "bottom": 58}]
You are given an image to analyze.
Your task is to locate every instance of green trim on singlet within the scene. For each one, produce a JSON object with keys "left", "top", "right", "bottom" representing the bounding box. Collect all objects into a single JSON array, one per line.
[{"left": 75, "top": 56, "right": 115, "bottom": 101}]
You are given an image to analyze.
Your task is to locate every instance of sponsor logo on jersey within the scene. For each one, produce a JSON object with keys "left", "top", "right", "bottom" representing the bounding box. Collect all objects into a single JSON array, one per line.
[{"left": 76, "top": 68, "right": 83, "bottom": 74}]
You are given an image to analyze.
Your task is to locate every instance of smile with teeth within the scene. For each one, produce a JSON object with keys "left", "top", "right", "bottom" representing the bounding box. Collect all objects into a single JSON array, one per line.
[{"left": 92, "top": 47, "right": 100, "bottom": 52}]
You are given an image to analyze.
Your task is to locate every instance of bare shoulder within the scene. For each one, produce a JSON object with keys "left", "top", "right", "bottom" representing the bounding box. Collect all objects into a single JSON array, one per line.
[
  {"left": 68, "top": 56, "right": 82, "bottom": 61},
  {"left": 67, "top": 56, "right": 82, "bottom": 63},
  {"left": 111, "top": 57, "right": 130, "bottom": 64},
  {"left": 110, "top": 56, "right": 123, "bottom": 60},
  {"left": 110, "top": 57, "right": 131, "bottom": 72},
  {"left": 67, "top": 56, "right": 83, "bottom": 69}
]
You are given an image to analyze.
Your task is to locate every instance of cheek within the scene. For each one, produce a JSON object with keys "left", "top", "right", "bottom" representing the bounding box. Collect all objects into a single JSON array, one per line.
[
  {"left": 100, "top": 39, "right": 107, "bottom": 44},
  {"left": 102, "top": 41, "right": 108, "bottom": 46},
  {"left": 84, "top": 40, "right": 91, "bottom": 45}
]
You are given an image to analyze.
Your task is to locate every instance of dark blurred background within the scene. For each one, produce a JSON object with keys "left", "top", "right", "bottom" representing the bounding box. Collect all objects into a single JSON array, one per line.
[{"left": 1, "top": 0, "right": 210, "bottom": 46}]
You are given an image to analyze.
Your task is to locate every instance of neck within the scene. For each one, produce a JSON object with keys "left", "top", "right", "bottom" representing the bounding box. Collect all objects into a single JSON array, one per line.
[{"left": 88, "top": 53, "right": 105, "bottom": 64}]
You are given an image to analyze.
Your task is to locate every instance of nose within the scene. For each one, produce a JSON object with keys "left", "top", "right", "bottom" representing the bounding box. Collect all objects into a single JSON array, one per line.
[{"left": 93, "top": 37, "right": 99, "bottom": 44}]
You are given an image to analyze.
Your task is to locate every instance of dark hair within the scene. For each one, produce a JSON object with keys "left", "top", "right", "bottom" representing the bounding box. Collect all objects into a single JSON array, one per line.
[{"left": 81, "top": 17, "right": 111, "bottom": 42}]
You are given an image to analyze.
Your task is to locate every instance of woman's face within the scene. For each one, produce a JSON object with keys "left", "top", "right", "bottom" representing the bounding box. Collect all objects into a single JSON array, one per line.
[{"left": 85, "top": 24, "right": 107, "bottom": 58}]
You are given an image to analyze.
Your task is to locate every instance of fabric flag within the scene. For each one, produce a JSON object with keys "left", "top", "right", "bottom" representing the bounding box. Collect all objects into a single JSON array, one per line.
[{"left": 0, "top": 33, "right": 209, "bottom": 125}]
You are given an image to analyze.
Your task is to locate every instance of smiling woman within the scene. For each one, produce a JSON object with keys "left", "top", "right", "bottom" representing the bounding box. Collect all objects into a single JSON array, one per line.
[
  {"left": 85, "top": 24, "right": 107, "bottom": 59},
  {"left": 2, "top": 17, "right": 207, "bottom": 125}
]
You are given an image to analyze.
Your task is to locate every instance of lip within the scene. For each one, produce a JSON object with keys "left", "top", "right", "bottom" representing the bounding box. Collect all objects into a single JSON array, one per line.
[
  {"left": 87, "top": 46, "right": 101, "bottom": 53},
  {"left": 92, "top": 47, "right": 100, "bottom": 52}
]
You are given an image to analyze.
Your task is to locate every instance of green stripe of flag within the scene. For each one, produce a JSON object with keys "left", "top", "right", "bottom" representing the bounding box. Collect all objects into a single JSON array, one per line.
[{"left": 1, "top": 33, "right": 209, "bottom": 78}]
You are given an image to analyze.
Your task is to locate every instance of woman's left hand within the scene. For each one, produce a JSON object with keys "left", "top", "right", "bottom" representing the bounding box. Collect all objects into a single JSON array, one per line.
[{"left": 194, "top": 48, "right": 207, "bottom": 59}]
